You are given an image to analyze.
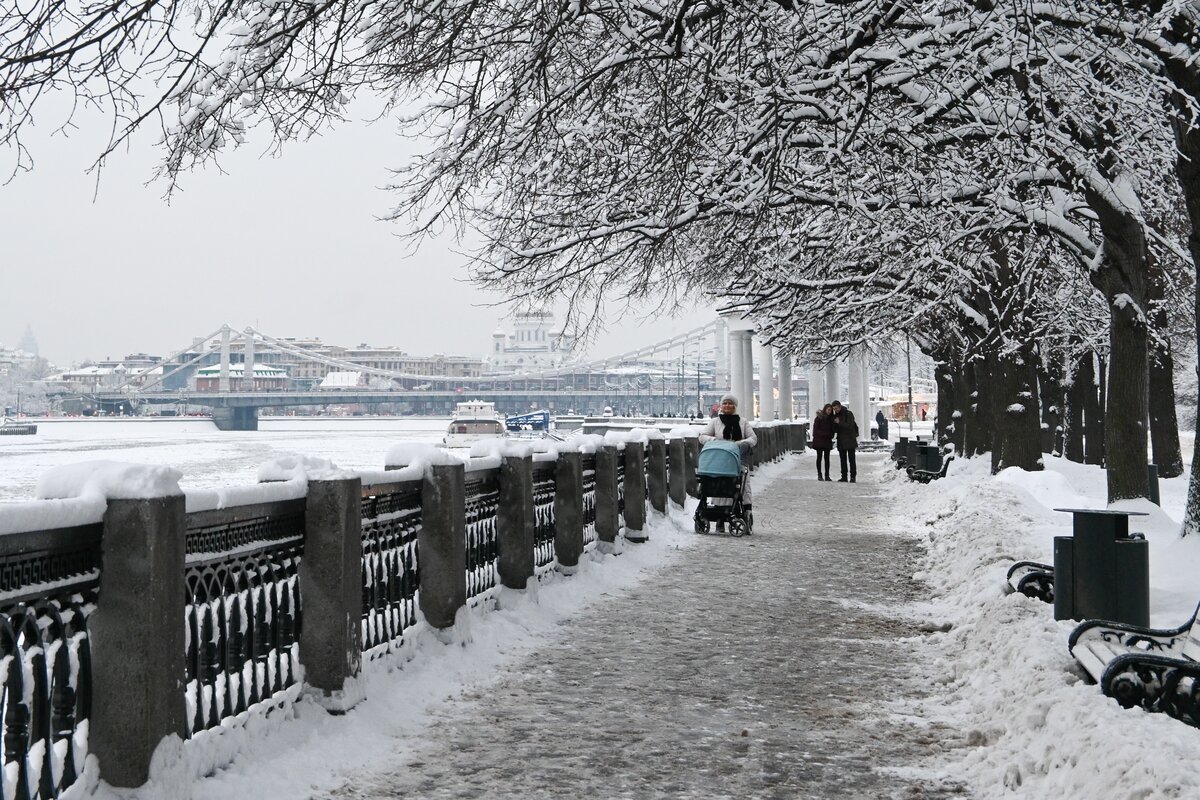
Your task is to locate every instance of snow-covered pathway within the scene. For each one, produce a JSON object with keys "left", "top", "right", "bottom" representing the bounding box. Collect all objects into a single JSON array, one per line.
[{"left": 317, "top": 454, "right": 963, "bottom": 799}]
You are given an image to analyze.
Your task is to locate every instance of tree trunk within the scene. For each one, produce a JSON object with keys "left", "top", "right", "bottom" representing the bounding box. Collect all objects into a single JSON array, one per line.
[
  {"left": 1083, "top": 352, "right": 1105, "bottom": 466},
  {"left": 1037, "top": 355, "right": 1063, "bottom": 456},
  {"left": 1147, "top": 261, "right": 1185, "bottom": 478},
  {"left": 949, "top": 361, "right": 969, "bottom": 457},
  {"left": 934, "top": 358, "right": 957, "bottom": 451},
  {"left": 1168, "top": 76, "right": 1200, "bottom": 533},
  {"left": 964, "top": 358, "right": 992, "bottom": 458},
  {"left": 1105, "top": 311, "right": 1150, "bottom": 500},
  {"left": 993, "top": 346, "right": 1044, "bottom": 473},
  {"left": 1062, "top": 350, "right": 1086, "bottom": 463}
]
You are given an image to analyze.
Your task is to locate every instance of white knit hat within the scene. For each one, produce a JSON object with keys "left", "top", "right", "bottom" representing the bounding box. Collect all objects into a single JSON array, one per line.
[{"left": 720, "top": 393, "right": 738, "bottom": 408}]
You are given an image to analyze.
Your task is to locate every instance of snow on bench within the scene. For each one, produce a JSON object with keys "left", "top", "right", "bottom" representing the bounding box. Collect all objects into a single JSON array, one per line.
[{"left": 1068, "top": 603, "right": 1200, "bottom": 726}]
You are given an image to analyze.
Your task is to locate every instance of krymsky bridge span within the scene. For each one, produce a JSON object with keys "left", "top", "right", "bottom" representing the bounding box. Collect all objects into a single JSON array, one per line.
[{"left": 87, "top": 323, "right": 734, "bottom": 430}]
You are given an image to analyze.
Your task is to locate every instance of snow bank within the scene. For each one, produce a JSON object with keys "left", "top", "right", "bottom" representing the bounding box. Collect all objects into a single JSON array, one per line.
[
  {"left": 37, "top": 460, "right": 183, "bottom": 500},
  {"left": 256, "top": 454, "right": 353, "bottom": 483},
  {"left": 0, "top": 497, "right": 107, "bottom": 536},
  {"left": 883, "top": 453, "right": 1200, "bottom": 797}
]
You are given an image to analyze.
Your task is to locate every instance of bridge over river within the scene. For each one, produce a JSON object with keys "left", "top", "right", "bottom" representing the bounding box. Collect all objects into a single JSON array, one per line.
[{"left": 94, "top": 388, "right": 730, "bottom": 430}]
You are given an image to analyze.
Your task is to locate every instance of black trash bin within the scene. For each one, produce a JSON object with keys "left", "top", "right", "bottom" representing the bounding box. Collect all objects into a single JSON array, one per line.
[
  {"left": 1052, "top": 508, "right": 1149, "bottom": 626},
  {"left": 1147, "top": 464, "right": 1161, "bottom": 506}
]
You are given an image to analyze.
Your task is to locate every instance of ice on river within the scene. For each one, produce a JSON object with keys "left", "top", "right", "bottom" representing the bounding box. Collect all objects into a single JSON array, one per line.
[{"left": 0, "top": 417, "right": 450, "bottom": 502}]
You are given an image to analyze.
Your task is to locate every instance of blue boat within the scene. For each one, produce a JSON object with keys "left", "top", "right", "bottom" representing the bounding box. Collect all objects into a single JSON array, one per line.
[{"left": 505, "top": 410, "right": 551, "bottom": 432}]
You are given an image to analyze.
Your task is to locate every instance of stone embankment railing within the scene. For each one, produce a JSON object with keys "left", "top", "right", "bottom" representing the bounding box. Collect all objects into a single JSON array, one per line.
[{"left": 0, "top": 422, "right": 806, "bottom": 796}]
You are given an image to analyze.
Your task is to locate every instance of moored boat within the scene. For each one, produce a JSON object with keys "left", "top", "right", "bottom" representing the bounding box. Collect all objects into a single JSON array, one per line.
[
  {"left": 0, "top": 417, "right": 38, "bottom": 435},
  {"left": 444, "top": 401, "right": 507, "bottom": 448}
]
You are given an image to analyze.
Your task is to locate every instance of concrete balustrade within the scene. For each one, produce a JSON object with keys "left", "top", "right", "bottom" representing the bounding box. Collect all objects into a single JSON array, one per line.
[{"left": 16, "top": 429, "right": 810, "bottom": 791}]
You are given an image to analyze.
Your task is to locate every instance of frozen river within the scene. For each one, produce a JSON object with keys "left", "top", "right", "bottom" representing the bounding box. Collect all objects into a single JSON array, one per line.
[{"left": 0, "top": 417, "right": 450, "bottom": 502}]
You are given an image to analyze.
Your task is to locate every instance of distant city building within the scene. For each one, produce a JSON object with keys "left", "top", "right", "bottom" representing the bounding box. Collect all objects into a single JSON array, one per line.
[
  {"left": 194, "top": 364, "right": 289, "bottom": 392},
  {"left": 489, "top": 310, "right": 579, "bottom": 372},
  {"left": 17, "top": 325, "right": 37, "bottom": 357},
  {"left": 343, "top": 346, "right": 484, "bottom": 378}
]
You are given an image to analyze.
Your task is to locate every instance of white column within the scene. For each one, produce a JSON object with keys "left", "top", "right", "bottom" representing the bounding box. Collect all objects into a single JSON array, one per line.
[
  {"left": 849, "top": 352, "right": 864, "bottom": 432},
  {"left": 741, "top": 332, "right": 755, "bottom": 419},
  {"left": 807, "top": 366, "right": 824, "bottom": 418},
  {"left": 219, "top": 326, "right": 231, "bottom": 393},
  {"left": 858, "top": 359, "right": 871, "bottom": 432},
  {"left": 824, "top": 361, "right": 840, "bottom": 407},
  {"left": 777, "top": 355, "right": 793, "bottom": 420},
  {"left": 729, "top": 330, "right": 747, "bottom": 402},
  {"left": 243, "top": 329, "right": 255, "bottom": 393},
  {"left": 715, "top": 321, "right": 729, "bottom": 393},
  {"left": 757, "top": 342, "right": 775, "bottom": 419}
]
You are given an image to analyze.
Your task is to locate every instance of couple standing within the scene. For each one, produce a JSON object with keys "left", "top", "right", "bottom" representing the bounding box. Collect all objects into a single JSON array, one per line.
[{"left": 810, "top": 400, "right": 858, "bottom": 482}]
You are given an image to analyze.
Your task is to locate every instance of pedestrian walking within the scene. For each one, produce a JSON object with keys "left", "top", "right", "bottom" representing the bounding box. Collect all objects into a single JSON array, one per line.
[
  {"left": 810, "top": 404, "right": 835, "bottom": 481},
  {"left": 830, "top": 400, "right": 858, "bottom": 482},
  {"left": 875, "top": 409, "right": 889, "bottom": 441}
]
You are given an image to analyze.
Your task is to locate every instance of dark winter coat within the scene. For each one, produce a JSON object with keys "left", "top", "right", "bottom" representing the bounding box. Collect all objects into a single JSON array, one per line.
[
  {"left": 876, "top": 411, "right": 889, "bottom": 440},
  {"left": 833, "top": 409, "right": 859, "bottom": 451},
  {"left": 810, "top": 412, "right": 835, "bottom": 450}
]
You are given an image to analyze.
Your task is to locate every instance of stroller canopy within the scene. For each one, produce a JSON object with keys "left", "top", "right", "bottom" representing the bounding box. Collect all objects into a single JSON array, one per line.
[{"left": 697, "top": 440, "right": 744, "bottom": 477}]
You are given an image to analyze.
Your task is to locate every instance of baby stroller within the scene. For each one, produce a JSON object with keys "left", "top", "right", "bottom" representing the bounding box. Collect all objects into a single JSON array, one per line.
[{"left": 693, "top": 440, "right": 753, "bottom": 537}]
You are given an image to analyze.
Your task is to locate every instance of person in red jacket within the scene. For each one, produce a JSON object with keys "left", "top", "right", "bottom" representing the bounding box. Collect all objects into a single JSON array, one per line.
[{"left": 810, "top": 403, "right": 836, "bottom": 481}]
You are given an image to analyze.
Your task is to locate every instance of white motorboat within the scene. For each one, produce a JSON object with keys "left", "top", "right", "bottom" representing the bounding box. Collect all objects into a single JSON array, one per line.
[
  {"left": 0, "top": 417, "right": 37, "bottom": 436},
  {"left": 444, "top": 401, "right": 508, "bottom": 448}
]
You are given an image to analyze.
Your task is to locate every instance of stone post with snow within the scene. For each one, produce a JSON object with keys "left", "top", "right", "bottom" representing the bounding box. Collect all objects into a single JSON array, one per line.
[
  {"left": 622, "top": 441, "right": 648, "bottom": 542},
  {"left": 419, "top": 462, "right": 467, "bottom": 629},
  {"left": 594, "top": 445, "right": 621, "bottom": 551},
  {"left": 647, "top": 438, "right": 668, "bottom": 513},
  {"left": 497, "top": 454, "right": 536, "bottom": 590},
  {"left": 668, "top": 438, "right": 687, "bottom": 507},
  {"left": 553, "top": 451, "right": 585, "bottom": 571},
  {"left": 88, "top": 470, "right": 188, "bottom": 788},
  {"left": 299, "top": 476, "right": 363, "bottom": 712}
]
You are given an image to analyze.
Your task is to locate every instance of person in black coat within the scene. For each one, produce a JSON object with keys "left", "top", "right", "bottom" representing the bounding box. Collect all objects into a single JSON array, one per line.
[
  {"left": 830, "top": 400, "right": 858, "bottom": 482},
  {"left": 875, "top": 409, "right": 889, "bottom": 441},
  {"left": 810, "top": 404, "right": 835, "bottom": 481}
]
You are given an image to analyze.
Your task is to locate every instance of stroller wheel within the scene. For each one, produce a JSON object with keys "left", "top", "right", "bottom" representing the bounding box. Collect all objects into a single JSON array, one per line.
[
  {"left": 729, "top": 517, "right": 748, "bottom": 537},
  {"left": 694, "top": 516, "right": 709, "bottom": 535}
]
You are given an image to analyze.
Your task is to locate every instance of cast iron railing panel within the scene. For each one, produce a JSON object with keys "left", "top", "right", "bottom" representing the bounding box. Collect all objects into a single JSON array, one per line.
[
  {"left": 361, "top": 481, "right": 421, "bottom": 660},
  {"left": 581, "top": 454, "right": 597, "bottom": 549},
  {"left": 616, "top": 456, "right": 626, "bottom": 535},
  {"left": 184, "top": 500, "right": 305, "bottom": 737},
  {"left": 0, "top": 522, "right": 100, "bottom": 800},
  {"left": 464, "top": 470, "right": 500, "bottom": 602},
  {"left": 531, "top": 464, "right": 557, "bottom": 574}
]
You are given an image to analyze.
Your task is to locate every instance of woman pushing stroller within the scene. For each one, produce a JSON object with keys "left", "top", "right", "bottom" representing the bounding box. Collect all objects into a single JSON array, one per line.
[{"left": 698, "top": 394, "right": 757, "bottom": 523}]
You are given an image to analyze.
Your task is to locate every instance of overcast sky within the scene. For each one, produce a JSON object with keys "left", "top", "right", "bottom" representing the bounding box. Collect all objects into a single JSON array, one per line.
[{"left": 0, "top": 105, "right": 715, "bottom": 368}]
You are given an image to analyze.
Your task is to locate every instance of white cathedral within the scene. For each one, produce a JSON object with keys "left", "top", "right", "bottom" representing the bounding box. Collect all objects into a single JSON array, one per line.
[{"left": 489, "top": 310, "right": 579, "bottom": 372}]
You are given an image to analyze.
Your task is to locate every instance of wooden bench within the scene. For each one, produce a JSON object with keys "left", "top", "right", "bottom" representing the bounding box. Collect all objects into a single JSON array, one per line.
[
  {"left": 1068, "top": 604, "right": 1200, "bottom": 726},
  {"left": 907, "top": 455, "right": 953, "bottom": 484},
  {"left": 1005, "top": 560, "right": 1054, "bottom": 603}
]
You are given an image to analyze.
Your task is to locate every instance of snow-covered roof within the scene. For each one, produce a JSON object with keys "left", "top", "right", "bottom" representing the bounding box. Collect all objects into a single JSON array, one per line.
[
  {"left": 318, "top": 371, "right": 364, "bottom": 388},
  {"left": 195, "top": 364, "right": 288, "bottom": 377}
]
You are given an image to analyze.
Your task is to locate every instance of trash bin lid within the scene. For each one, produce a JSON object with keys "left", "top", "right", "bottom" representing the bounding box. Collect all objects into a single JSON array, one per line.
[{"left": 1053, "top": 508, "right": 1149, "bottom": 516}]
